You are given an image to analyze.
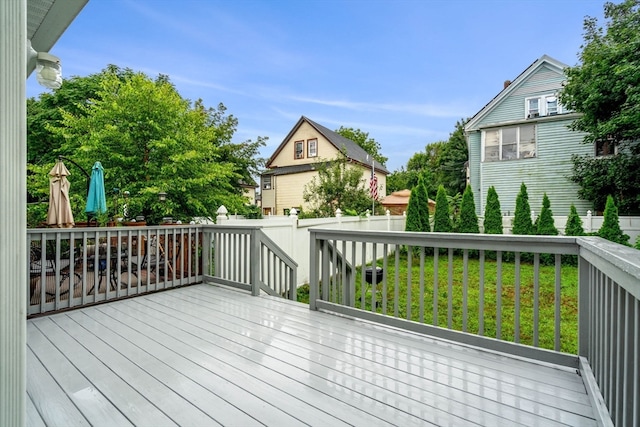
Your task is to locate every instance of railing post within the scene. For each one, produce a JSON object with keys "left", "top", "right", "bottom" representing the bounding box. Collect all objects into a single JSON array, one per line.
[
  {"left": 309, "top": 230, "right": 319, "bottom": 311},
  {"left": 202, "top": 226, "right": 211, "bottom": 280},
  {"left": 250, "top": 228, "right": 260, "bottom": 296},
  {"left": 578, "top": 251, "right": 591, "bottom": 357}
]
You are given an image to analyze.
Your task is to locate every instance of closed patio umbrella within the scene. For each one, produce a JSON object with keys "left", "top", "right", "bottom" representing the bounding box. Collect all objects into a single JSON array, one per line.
[
  {"left": 47, "top": 159, "right": 75, "bottom": 228},
  {"left": 85, "top": 161, "right": 107, "bottom": 218}
]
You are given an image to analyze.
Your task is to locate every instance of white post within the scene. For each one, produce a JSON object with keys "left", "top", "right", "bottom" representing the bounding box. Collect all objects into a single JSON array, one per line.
[
  {"left": 386, "top": 209, "right": 391, "bottom": 231},
  {"left": 1, "top": 1, "right": 27, "bottom": 424},
  {"left": 335, "top": 208, "right": 342, "bottom": 228},
  {"left": 216, "top": 205, "right": 228, "bottom": 223},
  {"left": 587, "top": 210, "right": 592, "bottom": 233}
]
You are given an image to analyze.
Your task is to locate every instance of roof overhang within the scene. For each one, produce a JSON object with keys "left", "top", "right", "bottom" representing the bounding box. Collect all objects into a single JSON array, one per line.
[{"left": 27, "top": 0, "right": 89, "bottom": 75}]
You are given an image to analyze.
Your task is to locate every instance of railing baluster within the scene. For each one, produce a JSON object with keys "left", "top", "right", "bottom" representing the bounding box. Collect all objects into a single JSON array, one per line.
[
  {"left": 418, "top": 247, "right": 425, "bottom": 323},
  {"left": 447, "top": 248, "right": 453, "bottom": 329},
  {"left": 371, "top": 242, "right": 377, "bottom": 312},
  {"left": 433, "top": 249, "right": 439, "bottom": 326},
  {"left": 478, "top": 250, "right": 485, "bottom": 336},
  {"left": 533, "top": 253, "right": 540, "bottom": 347},
  {"left": 394, "top": 247, "right": 400, "bottom": 317},
  {"left": 406, "top": 246, "right": 412, "bottom": 321},
  {"left": 496, "top": 250, "right": 502, "bottom": 340},
  {"left": 382, "top": 244, "right": 388, "bottom": 316},
  {"left": 360, "top": 242, "right": 366, "bottom": 310},
  {"left": 462, "top": 249, "right": 468, "bottom": 333},
  {"left": 515, "top": 252, "right": 521, "bottom": 343},
  {"left": 555, "top": 253, "right": 561, "bottom": 351}
]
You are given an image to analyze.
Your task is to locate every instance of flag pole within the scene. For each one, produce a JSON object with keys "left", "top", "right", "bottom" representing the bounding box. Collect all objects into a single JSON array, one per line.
[{"left": 371, "top": 157, "right": 375, "bottom": 215}]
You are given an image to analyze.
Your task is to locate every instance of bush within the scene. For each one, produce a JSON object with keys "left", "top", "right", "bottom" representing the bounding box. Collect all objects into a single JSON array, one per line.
[
  {"left": 483, "top": 186, "right": 503, "bottom": 234},
  {"left": 405, "top": 173, "right": 430, "bottom": 232},
  {"left": 433, "top": 185, "right": 452, "bottom": 232},
  {"left": 513, "top": 182, "right": 534, "bottom": 235},
  {"left": 598, "top": 195, "right": 630, "bottom": 246},
  {"left": 564, "top": 204, "right": 585, "bottom": 236},
  {"left": 536, "top": 193, "right": 558, "bottom": 236},
  {"left": 457, "top": 185, "right": 479, "bottom": 234}
]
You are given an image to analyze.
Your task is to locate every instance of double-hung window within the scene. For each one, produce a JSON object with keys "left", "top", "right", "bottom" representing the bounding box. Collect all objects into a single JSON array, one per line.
[
  {"left": 483, "top": 124, "right": 536, "bottom": 162},
  {"left": 525, "top": 94, "right": 562, "bottom": 118},
  {"left": 262, "top": 176, "right": 272, "bottom": 190},
  {"left": 294, "top": 140, "right": 304, "bottom": 159},
  {"left": 307, "top": 139, "right": 318, "bottom": 158}
]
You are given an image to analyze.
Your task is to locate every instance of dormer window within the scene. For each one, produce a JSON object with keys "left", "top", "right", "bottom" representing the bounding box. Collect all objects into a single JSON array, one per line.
[
  {"left": 307, "top": 139, "right": 318, "bottom": 158},
  {"left": 525, "top": 94, "right": 562, "bottom": 118}
]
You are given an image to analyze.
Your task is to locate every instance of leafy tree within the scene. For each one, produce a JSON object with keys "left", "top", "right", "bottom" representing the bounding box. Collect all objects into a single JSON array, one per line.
[
  {"left": 536, "top": 193, "right": 558, "bottom": 235},
  {"left": 303, "top": 154, "right": 373, "bottom": 217},
  {"left": 335, "top": 126, "right": 387, "bottom": 165},
  {"left": 438, "top": 119, "right": 469, "bottom": 196},
  {"left": 457, "top": 185, "right": 479, "bottom": 233},
  {"left": 483, "top": 186, "right": 503, "bottom": 234},
  {"left": 564, "top": 204, "right": 585, "bottom": 236},
  {"left": 560, "top": 0, "right": 640, "bottom": 214},
  {"left": 31, "top": 67, "right": 264, "bottom": 224},
  {"left": 512, "top": 183, "right": 534, "bottom": 235},
  {"left": 405, "top": 173, "right": 430, "bottom": 232},
  {"left": 433, "top": 185, "right": 452, "bottom": 233},
  {"left": 598, "top": 195, "right": 630, "bottom": 245}
]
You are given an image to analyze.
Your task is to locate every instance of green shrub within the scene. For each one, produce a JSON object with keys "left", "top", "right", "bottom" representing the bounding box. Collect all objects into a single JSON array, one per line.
[
  {"left": 564, "top": 204, "right": 585, "bottom": 236},
  {"left": 457, "top": 185, "right": 479, "bottom": 233},
  {"left": 513, "top": 182, "right": 534, "bottom": 235},
  {"left": 433, "top": 185, "right": 452, "bottom": 232},
  {"left": 536, "top": 193, "right": 558, "bottom": 236},
  {"left": 405, "top": 173, "right": 430, "bottom": 232},
  {"left": 483, "top": 186, "right": 503, "bottom": 234},
  {"left": 598, "top": 195, "right": 630, "bottom": 246}
]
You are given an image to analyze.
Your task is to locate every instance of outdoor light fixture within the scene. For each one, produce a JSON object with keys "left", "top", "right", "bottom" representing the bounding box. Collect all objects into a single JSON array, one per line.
[
  {"left": 27, "top": 40, "right": 63, "bottom": 89},
  {"left": 158, "top": 191, "right": 167, "bottom": 202}
]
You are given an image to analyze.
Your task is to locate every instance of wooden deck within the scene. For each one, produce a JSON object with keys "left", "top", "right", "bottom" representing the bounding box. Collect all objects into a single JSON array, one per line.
[{"left": 27, "top": 284, "right": 597, "bottom": 427}]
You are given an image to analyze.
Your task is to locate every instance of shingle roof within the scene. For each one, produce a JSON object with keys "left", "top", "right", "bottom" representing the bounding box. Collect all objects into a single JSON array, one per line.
[{"left": 266, "top": 116, "right": 389, "bottom": 174}]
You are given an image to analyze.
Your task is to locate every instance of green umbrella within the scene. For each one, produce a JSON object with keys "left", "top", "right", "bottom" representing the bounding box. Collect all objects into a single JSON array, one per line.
[{"left": 85, "top": 161, "right": 107, "bottom": 216}]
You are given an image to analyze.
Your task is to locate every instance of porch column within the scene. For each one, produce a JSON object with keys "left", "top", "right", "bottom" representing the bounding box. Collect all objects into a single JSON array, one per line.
[{"left": 0, "top": 0, "right": 27, "bottom": 425}]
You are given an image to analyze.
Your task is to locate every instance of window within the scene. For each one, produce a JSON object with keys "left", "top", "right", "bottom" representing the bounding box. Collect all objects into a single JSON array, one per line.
[
  {"left": 483, "top": 125, "right": 536, "bottom": 162},
  {"left": 307, "top": 139, "right": 318, "bottom": 157},
  {"left": 262, "top": 176, "right": 272, "bottom": 190},
  {"left": 596, "top": 138, "right": 618, "bottom": 157},
  {"left": 294, "top": 140, "right": 304, "bottom": 159},
  {"left": 525, "top": 94, "right": 562, "bottom": 118}
]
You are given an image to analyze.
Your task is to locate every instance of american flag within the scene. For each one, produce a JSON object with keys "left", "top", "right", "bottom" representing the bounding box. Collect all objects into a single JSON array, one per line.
[{"left": 369, "top": 167, "right": 378, "bottom": 200}]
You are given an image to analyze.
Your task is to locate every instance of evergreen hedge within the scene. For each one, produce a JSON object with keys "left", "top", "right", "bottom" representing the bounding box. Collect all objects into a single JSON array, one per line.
[
  {"left": 513, "top": 183, "right": 534, "bottom": 235},
  {"left": 536, "top": 193, "right": 558, "bottom": 236},
  {"left": 433, "top": 185, "right": 452, "bottom": 232},
  {"left": 405, "top": 173, "right": 430, "bottom": 232},
  {"left": 598, "top": 195, "right": 630, "bottom": 246},
  {"left": 457, "top": 185, "right": 479, "bottom": 234}
]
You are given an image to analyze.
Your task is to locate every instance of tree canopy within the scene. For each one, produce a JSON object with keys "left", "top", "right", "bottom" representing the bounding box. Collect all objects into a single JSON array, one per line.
[
  {"left": 386, "top": 119, "right": 468, "bottom": 197},
  {"left": 27, "top": 66, "right": 265, "bottom": 224},
  {"left": 560, "top": 0, "right": 640, "bottom": 213},
  {"left": 302, "top": 154, "right": 374, "bottom": 217},
  {"left": 335, "top": 126, "right": 388, "bottom": 166}
]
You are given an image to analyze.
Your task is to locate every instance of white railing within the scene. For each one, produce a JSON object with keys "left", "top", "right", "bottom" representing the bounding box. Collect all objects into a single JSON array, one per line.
[
  {"left": 202, "top": 225, "right": 297, "bottom": 300},
  {"left": 309, "top": 229, "right": 639, "bottom": 426},
  {"left": 27, "top": 225, "right": 202, "bottom": 315}
]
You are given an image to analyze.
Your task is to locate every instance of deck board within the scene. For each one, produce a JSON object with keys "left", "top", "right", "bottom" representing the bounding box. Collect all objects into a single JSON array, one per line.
[{"left": 27, "top": 283, "right": 597, "bottom": 427}]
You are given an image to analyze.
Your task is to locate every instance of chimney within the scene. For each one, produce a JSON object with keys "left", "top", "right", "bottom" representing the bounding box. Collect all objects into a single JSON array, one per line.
[{"left": 503, "top": 80, "right": 511, "bottom": 89}]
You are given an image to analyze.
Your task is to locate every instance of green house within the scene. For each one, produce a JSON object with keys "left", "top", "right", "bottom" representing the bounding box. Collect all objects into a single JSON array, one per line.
[{"left": 465, "top": 55, "right": 595, "bottom": 217}]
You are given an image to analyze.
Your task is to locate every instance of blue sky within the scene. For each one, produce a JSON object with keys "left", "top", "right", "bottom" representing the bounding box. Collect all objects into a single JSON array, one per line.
[{"left": 28, "top": 0, "right": 606, "bottom": 172}]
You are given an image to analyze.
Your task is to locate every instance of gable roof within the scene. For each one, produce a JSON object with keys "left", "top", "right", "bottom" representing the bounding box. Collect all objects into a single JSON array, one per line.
[
  {"left": 266, "top": 116, "right": 389, "bottom": 174},
  {"left": 465, "top": 55, "right": 569, "bottom": 132}
]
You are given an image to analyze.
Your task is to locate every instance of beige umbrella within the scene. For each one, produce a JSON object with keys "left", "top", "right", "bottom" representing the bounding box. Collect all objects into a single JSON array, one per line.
[{"left": 47, "top": 160, "right": 75, "bottom": 228}]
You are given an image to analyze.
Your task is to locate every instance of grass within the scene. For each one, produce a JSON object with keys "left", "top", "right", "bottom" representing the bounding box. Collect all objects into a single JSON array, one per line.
[{"left": 299, "top": 251, "right": 579, "bottom": 354}]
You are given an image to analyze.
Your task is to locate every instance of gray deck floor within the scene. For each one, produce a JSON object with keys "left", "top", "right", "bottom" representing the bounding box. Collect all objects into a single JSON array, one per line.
[{"left": 27, "top": 283, "right": 597, "bottom": 427}]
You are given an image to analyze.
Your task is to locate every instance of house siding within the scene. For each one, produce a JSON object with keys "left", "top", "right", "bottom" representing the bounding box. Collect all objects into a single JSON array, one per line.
[
  {"left": 276, "top": 171, "right": 317, "bottom": 214},
  {"left": 270, "top": 122, "right": 340, "bottom": 167},
  {"left": 467, "top": 57, "right": 596, "bottom": 219}
]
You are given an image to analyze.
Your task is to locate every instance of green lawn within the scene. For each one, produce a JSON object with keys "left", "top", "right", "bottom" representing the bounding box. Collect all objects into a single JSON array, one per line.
[{"left": 300, "top": 252, "right": 579, "bottom": 354}]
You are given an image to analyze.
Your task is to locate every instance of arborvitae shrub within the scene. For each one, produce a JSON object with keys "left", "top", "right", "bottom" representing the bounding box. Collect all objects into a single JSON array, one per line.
[
  {"left": 405, "top": 173, "right": 430, "bottom": 232},
  {"left": 536, "top": 193, "right": 558, "bottom": 236},
  {"left": 513, "top": 182, "right": 534, "bottom": 235},
  {"left": 433, "top": 185, "right": 452, "bottom": 233},
  {"left": 457, "top": 185, "right": 480, "bottom": 234},
  {"left": 483, "top": 186, "right": 503, "bottom": 234},
  {"left": 564, "top": 204, "right": 585, "bottom": 237},
  {"left": 598, "top": 195, "right": 630, "bottom": 246}
]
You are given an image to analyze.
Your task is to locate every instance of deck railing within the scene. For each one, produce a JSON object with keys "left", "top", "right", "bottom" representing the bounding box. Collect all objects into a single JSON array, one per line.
[
  {"left": 27, "top": 225, "right": 203, "bottom": 316},
  {"left": 309, "top": 229, "right": 639, "bottom": 427},
  {"left": 202, "top": 225, "right": 297, "bottom": 300}
]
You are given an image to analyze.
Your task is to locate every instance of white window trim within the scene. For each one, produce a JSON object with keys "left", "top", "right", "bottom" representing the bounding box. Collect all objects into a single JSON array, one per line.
[
  {"left": 307, "top": 139, "right": 318, "bottom": 158},
  {"left": 524, "top": 93, "right": 563, "bottom": 118},
  {"left": 482, "top": 125, "right": 536, "bottom": 162}
]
